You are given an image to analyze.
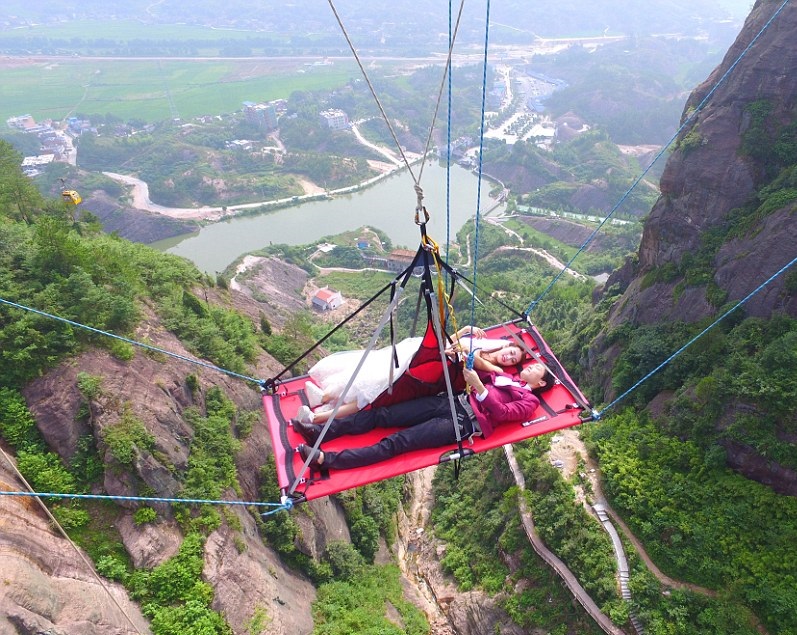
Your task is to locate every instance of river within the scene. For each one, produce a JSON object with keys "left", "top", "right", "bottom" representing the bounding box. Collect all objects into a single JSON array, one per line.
[{"left": 152, "top": 163, "right": 504, "bottom": 274}]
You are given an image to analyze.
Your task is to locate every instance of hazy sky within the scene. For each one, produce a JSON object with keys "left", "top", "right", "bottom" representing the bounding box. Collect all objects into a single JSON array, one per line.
[{"left": 1, "top": 0, "right": 755, "bottom": 43}]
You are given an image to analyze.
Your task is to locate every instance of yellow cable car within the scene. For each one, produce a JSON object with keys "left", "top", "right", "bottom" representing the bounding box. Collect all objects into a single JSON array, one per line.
[{"left": 62, "top": 189, "right": 82, "bottom": 205}]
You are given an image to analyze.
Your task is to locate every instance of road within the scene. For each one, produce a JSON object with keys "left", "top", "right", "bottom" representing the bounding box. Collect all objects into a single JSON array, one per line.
[
  {"left": 102, "top": 154, "right": 417, "bottom": 221},
  {"left": 350, "top": 121, "right": 403, "bottom": 167},
  {"left": 550, "top": 428, "right": 720, "bottom": 600},
  {"left": 101, "top": 112, "right": 424, "bottom": 220},
  {"left": 484, "top": 216, "right": 591, "bottom": 282}
]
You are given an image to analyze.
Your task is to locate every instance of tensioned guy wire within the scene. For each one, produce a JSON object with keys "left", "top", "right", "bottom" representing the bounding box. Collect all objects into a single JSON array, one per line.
[{"left": 0, "top": 297, "right": 263, "bottom": 385}]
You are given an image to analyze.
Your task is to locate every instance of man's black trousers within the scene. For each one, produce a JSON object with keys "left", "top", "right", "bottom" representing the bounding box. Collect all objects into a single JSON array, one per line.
[{"left": 322, "top": 395, "right": 471, "bottom": 470}]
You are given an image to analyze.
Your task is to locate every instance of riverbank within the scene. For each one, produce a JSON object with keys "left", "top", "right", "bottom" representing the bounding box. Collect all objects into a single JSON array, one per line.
[
  {"left": 152, "top": 162, "right": 502, "bottom": 275},
  {"left": 103, "top": 145, "right": 423, "bottom": 223}
]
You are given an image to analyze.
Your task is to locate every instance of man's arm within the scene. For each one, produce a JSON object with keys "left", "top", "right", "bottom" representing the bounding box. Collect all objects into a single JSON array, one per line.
[{"left": 463, "top": 368, "right": 539, "bottom": 422}]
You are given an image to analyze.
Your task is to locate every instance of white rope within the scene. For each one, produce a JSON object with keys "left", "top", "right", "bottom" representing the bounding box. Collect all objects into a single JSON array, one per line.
[{"left": 326, "top": 0, "right": 417, "bottom": 181}]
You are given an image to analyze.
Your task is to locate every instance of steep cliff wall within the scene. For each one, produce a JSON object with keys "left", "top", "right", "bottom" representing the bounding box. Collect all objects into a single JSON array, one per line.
[
  {"left": 605, "top": 0, "right": 797, "bottom": 327},
  {"left": 0, "top": 456, "right": 152, "bottom": 635},
  {"left": 591, "top": 0, "right": 797, "bottom": 492}
]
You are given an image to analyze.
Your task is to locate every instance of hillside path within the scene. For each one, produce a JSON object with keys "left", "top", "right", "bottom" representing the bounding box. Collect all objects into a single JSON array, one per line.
[
  {"left": 504, "top": 444, "right": 626, "bottom": 635},
  {"left": 550, "top": 428, "right": 718, "bottom": 598}
]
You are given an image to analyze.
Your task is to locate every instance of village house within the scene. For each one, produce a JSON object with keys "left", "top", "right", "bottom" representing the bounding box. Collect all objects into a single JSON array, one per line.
[
  {"left": 319, "top": 109, "right": 349, "bottom": 131},
  {"left": 312, "top": 287, "right": 344, "bottom": 311},
  {"left": 386, "top": 248, "right": 418, "bottom": 273}
]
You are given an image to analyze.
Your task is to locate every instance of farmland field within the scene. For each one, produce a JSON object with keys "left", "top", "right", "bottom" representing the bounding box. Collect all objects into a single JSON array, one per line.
[
  {"left": 0, "top": 20, "right": 282, "bottom": 42},
  {"left": 0, "top": 57, "right": 360, "bottom": 123}
]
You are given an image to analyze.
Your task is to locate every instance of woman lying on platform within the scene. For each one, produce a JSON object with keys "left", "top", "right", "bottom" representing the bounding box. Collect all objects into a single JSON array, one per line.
[{"left": 294, "top": 325, "right": 525, "bottom": 424}]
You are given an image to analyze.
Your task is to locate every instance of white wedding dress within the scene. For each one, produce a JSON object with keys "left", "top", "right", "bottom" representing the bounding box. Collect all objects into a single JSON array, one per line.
[{"left": 308, "top": 337, "right": 424, "bottom": 408}]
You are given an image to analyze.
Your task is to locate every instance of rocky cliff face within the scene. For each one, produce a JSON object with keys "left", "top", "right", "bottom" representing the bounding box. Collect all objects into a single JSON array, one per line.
[
  {"left": 1, "top": 273, "right": 347, "bottom": 635},
  {"left": 604, "top": 0, "right": 797, "bottom": 328},
  {"left": 592, "top": 0, "right": 797, "bottom": 490},
  {"left": 84, "top": 190, "right": 197, "bottom": 245},
  {"left": 0, "top": 457, "right": 152, "bottom": 635}
]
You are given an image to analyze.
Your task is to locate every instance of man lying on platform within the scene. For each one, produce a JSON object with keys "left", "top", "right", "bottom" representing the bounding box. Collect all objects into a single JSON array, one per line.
[{"left": 294, "top": 364, "right": 552, "bottom": 471}]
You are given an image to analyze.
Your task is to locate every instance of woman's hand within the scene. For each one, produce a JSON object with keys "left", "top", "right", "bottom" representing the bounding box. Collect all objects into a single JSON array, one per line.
[{"left": 456, "top": 325, "right": 485, "bottom": 339}]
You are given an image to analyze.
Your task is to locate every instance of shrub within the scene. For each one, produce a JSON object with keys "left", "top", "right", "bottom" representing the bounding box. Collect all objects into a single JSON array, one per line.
[
  {"left": 313, "top": 565, "right": 427, "bottom": 635},
  {"left": 16, "top": 449, "right": 76, "bottom": 494},
  {"left": 134, "top": 506, "right": 158, "bottom": 525},
  {"left": 102, "top": 407, "right": 156, "bottom": 465},
  {"left": 678, "top": 129, "right": 704, "bottom": 154},
  {"left": 96, "top": 554, "right": 129, "bottom": 582},
  {"left": 350, "top": 516, "right": 380, "bottom": 563},
  {"left": 0, "top": 388, "right": 43, "bottom": 452},
  {"left": 76, "top": 372, "right": 103, "bottom": 400},
  {"left": 323, "top": 541, "right": 366, "bottom": 582},
  {"left": 185, "top": 373, "right": 200, "bottom": 395},
  {"left": 109, "top": 339, "right": 136, "bottom": 361},
  {"left": 70, "top": 434, "right": 104, "bottom": 488},
  {"left": 52, "top": 504, "right": 91, "bottom": 530}
]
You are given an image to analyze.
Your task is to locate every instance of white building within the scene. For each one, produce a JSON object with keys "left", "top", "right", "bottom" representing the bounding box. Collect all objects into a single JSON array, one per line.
[
  {"left": 319, "top": 109, "right": 349, "bottom": 131},
  {"left": 312, "top": 287, "right": 344, "bottom": 311}
]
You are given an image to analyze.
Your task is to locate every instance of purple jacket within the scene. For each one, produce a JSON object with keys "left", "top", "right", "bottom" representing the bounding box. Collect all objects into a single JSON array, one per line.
[{"left": 468, "top": 371, "right": 540, "bottom": 438}]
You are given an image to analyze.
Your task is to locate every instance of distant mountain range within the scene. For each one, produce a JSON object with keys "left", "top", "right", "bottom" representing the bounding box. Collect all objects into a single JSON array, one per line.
[{"left": 1, "top": 0, "right": 751, "bottom": 55}]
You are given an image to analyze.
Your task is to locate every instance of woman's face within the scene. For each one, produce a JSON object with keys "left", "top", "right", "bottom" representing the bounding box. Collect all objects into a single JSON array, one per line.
[{"left": 494, "top": 345, "right": 522, "bottom": 366}]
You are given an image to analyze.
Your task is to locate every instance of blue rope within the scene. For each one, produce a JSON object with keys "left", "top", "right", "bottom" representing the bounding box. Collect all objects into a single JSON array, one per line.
[
  {"left": 0, "top": 297, "right": 263, "bottom": 385},
  {"left": 0, "top": 302, "right": 292, "bottom": 513},
  {"left": 524, "top": 0, "right": 792, "bottom": 316},
  {"left": 468, "top": 0, "right": 492, "bottom": 333},
  {"left": 445, "top": 0, "right": 453, "bottom": 265},
  {"left": 0, "top": 490, "right": 291, "bottom": 514},
  {"left": 595, "top": 253, "right": 797, "bottom": 418}
]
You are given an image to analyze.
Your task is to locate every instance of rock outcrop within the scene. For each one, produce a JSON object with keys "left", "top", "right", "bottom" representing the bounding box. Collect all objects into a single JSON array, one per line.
[
  {"left": 395, "top": 469, "right": 530, "bottom": 635},
  {"left": 603, "top": 0, "right": 797, "bottom": 328},
  {"left": 4, "top": 288, "right": 339, "bottom": 635},
  {"left": 0, "top": 457, "right": 151, "bottom": 635},
  {"left": 592, "top": 0, "right": 797, "bottom": 490},
  {"left": 84, "top": 190, "right": 197, "bottom": 245}
]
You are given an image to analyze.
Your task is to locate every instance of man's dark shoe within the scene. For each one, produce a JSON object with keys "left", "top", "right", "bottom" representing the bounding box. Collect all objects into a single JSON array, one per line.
[
  {"left": 296, "top": 443, "right": 324, "bottom": 469},
  {"left": 292, "top": 419, "right": 321, "bottom": 444}
]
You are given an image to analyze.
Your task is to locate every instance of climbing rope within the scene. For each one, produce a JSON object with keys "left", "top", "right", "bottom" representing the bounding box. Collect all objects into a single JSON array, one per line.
[
  {"left": 421, "top": 233, "right": 457, "bottom": 332},
  {"left": 445, "top": 0, "right": 455, "bottom": 265},
  {"left": 0, "top": 489, "right": 290, "bottom": 514},
  {"left": 326, "top": 0, "right": 414, "bottom": 177},
  {"left": 594, "top": 253, "right": 797, "bottom": 418},
  {"left": 325, "top": 0, "right": 466, "bottom": 191},
  {"left": 525, "top": 0, "right": 792, "bottom": 316},
  {"left": 466, "top": 0, "right": 493, "bottom": 359},
  {"left": 0, "top": 297, "right": 263, "bottom": 386}
]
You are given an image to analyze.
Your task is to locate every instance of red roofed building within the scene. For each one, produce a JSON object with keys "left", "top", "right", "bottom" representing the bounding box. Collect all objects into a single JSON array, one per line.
[{"left": 312, "top": 287, "right": 343, "bottom": 311}]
